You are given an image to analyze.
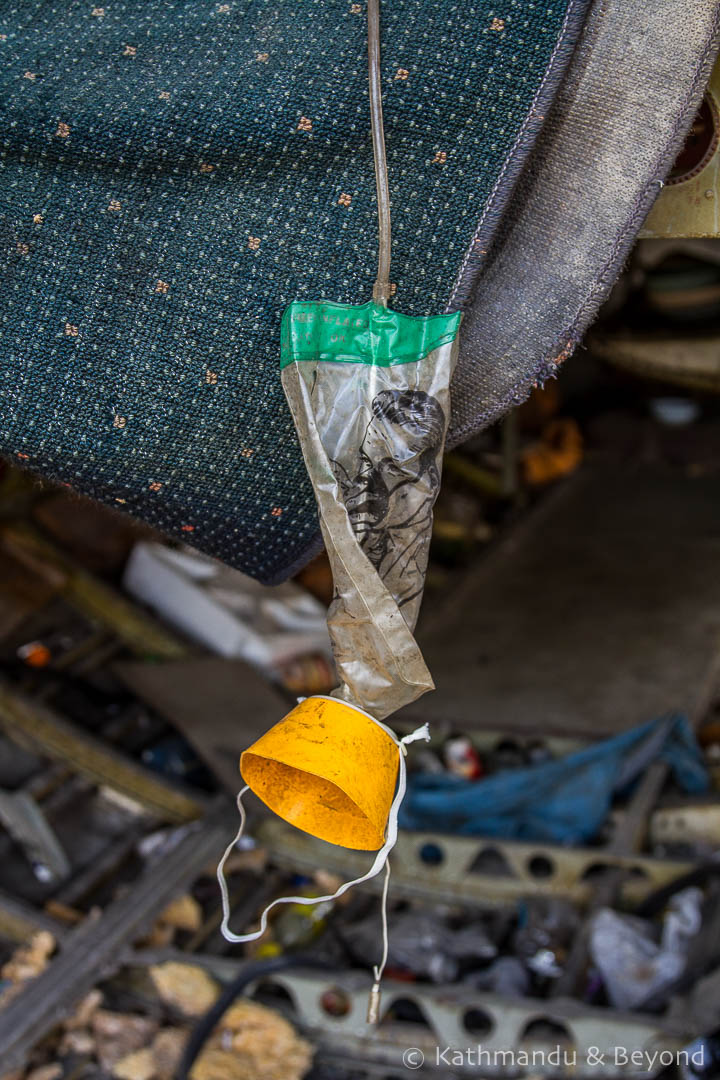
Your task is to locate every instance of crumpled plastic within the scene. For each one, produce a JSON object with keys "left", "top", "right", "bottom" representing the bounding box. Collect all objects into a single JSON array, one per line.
[
  {"left": 589, "top": 887, "right": 704, "bottom": 1010},
  {"left": 340, "top": 909, "right": 497, "bottom": 983}
]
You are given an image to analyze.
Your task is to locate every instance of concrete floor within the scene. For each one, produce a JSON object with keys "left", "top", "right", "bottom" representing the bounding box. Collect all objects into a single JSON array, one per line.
[{"left": 405, "top": 463, "right": 720, "bottom": 738}]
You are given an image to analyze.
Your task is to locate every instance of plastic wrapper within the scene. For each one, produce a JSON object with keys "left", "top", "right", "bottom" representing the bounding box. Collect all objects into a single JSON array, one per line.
[
  {"left": 464, "top": 956, "right": 530, "bottom": 997},
  {"left": 589, "top": 887, "right": 703, "bottom": 1010},
  {"left": 340, "top": 910, "right": 497, "bottom": 983},
  {"left": 281, "top": 299, "right": 461, "bottom": 719},
  {"left": 514, "top": 897, "right": 580, "bottom": 979}
]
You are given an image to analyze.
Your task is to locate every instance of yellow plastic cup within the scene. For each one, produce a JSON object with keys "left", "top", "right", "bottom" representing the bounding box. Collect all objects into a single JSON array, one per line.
[{"left": 240, "top": 696, "right": 399, "bottom": 850}]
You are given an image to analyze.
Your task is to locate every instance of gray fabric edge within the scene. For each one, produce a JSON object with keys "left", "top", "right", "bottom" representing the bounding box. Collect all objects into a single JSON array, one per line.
[
  {"left": 446, "top": 0, "right": 593, "bottom": 312},
  {"left": 448, "top": 0, "right": 720, "bottom": 448}
]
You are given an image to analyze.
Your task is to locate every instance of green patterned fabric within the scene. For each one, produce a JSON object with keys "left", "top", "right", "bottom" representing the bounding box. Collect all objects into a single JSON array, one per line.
[{"left": 0, "top": 0, "right": 581, "bottom": 582}]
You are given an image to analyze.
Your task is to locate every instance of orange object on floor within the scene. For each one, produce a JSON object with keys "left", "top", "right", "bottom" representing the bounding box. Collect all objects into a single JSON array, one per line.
[{"left": 521, "top": 418, "right": 583, "bottom": 487}]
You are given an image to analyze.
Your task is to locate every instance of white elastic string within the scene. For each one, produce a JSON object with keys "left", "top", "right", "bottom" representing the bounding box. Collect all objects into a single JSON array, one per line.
[
  {"left": 217, "top": 721, "right": 430, "bottom": 945},
  {"left": 216, "top": 785, "right": 250, "bottom": 942},
  {"left": 373, "top": 858, "right": 391, "bottom": 984}
]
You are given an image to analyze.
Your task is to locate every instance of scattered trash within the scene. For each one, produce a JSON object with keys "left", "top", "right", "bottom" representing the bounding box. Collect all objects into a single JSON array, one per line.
[
  {"left": 149, "top": 962, "right": 220, "bottom": 1017},
  {"left": 157, "top": 893, "right": 203, "bottom": 934},
  {"left": 112, "top": 1047, "right": 156, "bottom": 1080},
  {"left": 150, "top": 1028, "right": 189, "bottom": 1079},
  {"left": 514, "top": 898, "right": 580, "bottom": 980},
  {"left": 521, "top": 418, "right": 583, "bottom": 487},
  {"left": 650, "top": 397, "right": 701, "bottom": 427},
  {"left": 91, "top": 1011, "right": 159, "bottom": 1073},
  {"left": 65, "top": 989, "right": 104, "bottom": 1031},
  {"left": 442, "top": 733, "right": 484, "bottom": 780},
  {"left": 189, "top": 999, "right": 314, "bottom": 1080},
  {"left": 590, "top": 888, "right": 703, "bottom": 1010},
  {"left": 15, "top": 642, "right": 51, "bottom": 669},
  {"left": 23, "top": 1068, "right": 60, "bottom": 1080},
  {"left": 465, "top": 956, "right": 530, "bottom": 997},
  {"left": 401, "top": 714, "right": 709, "bottom": 843},
  {"left": 268, "top": 891, "right": 335, "bottom": 952},
  {"left": 0, "top": 932, "right": 55, "bottom": 1007},
  {"left": 679, "top": 1035, "right": 720, "bottom": 1080},
  {"left": 123, "top": 542, "right": 332, "bottom": 673},
  {"left": 0, "top": 227, "right": 718, "bottom": 1080},
  {"left": 342, "top": 910, "right": 497, "bottom": 984}
]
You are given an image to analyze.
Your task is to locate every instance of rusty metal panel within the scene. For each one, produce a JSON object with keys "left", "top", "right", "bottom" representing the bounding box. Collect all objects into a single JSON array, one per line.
[{"left": 642, "top": 57, "right": 720, "bottom": 237}]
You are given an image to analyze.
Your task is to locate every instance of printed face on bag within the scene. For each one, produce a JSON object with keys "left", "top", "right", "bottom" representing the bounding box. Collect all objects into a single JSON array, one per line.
[
  {"left": 360, "top": 389, "right": 445, "bottom": 464},
  {"left": 335, "top": 389, "right": 445, "bottom": 605}
]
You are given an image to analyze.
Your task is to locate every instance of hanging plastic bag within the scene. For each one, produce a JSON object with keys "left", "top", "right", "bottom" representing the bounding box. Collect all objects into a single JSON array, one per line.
[{"left": 281, "top": 298, "right": 461, "bottom": 718}]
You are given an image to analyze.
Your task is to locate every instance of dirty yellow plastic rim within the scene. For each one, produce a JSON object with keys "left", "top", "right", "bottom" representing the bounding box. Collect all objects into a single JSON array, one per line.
[{"left": 240, "top": 696, "right": 400, "bottom": 850}]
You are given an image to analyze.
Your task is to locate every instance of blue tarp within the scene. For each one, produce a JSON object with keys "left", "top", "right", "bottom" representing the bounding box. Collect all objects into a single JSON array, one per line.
[{"left": 399, "top": 714, "right": 709, "bottom": 845}]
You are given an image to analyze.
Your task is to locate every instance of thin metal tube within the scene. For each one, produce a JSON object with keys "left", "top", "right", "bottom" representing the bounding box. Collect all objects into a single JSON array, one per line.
[{"left": 367, "top": 0, "right": 392, "bottom": 306}]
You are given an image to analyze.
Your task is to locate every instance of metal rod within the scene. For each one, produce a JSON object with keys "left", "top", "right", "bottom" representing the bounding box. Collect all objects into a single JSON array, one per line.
[{"left": 367, "top": 0, "right": 392, "bottom": 305}]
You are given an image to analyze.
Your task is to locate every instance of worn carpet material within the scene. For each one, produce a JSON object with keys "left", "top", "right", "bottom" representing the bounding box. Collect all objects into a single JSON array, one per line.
[
  {"left": 0, "top": 0, "right": 584, "bottom": 581},
  {"left": 448, "top": 0, "right": 720, "bottom": 446}
]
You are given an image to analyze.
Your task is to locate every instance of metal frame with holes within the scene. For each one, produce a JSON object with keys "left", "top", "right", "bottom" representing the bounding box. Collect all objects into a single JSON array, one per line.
[
  {"left": 249, "top": 969, "right": 692, "bottom": 1078},
  {"left": 258, "top": 819, "right": 694, "bottom": 908}
]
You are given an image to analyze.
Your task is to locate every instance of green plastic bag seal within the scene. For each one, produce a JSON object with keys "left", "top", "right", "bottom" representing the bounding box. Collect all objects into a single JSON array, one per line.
[{"left": 281, "top": 299, "right": 462, "bottom": 368}]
